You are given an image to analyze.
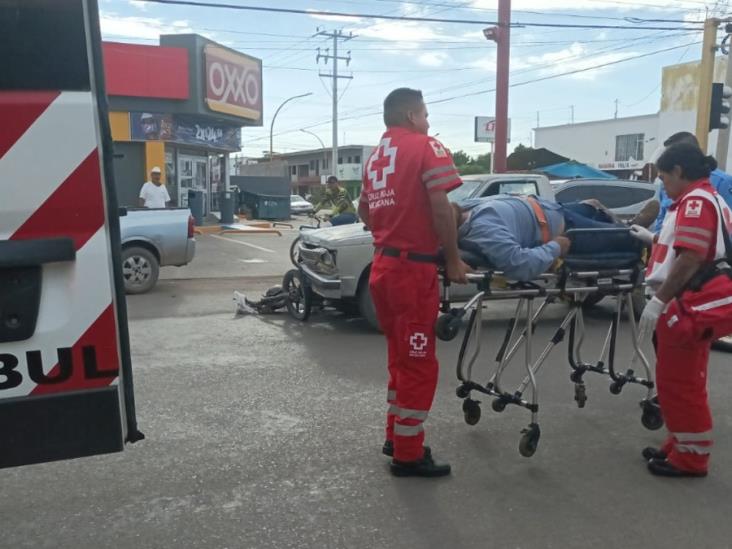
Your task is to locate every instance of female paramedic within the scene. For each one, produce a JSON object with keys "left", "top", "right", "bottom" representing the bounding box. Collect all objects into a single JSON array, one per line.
[{"left": 633, "top": 143, "right": 732, "bottom": 478}]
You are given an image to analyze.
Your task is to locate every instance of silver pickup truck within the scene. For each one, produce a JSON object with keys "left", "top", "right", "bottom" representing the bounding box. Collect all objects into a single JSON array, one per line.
[
  {"left": 120, "top": 208, "right": 196, "bottom": 294},
  {"left": 294, "top": 174, "right": 555, "bottom": 330}
]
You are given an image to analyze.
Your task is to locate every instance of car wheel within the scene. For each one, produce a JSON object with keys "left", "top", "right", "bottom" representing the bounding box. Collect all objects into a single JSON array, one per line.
[
  {"left": 712, "top": 335, "right": 732, "bottom": 353},
  {"left": 357, "top": 275, "right": 381, "bottom": 332},
  {"left": 122, "top": 246, "right": 159, "bottom": 294}
]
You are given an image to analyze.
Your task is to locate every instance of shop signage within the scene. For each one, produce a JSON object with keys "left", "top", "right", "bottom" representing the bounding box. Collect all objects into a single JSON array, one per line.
[
  {"left": 130, "top": 112, "right": 241, "bottom": 151},
  {"left": 204, "top": 44, "right": 262, "bottom": 121},
  {"left": 474, "top": 116, "right": 511, "bottom": 143},
  {"left": 597, "top": 160, "right": 645, "bottom": 170}
]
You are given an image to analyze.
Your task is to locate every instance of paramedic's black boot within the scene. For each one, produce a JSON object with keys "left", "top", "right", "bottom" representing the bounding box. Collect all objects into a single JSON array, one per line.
[
  {"left": 390, "top": 452, "right": 451, "bottom": 478},
  {"left": 382, "top": 440, "right": 431, "bottom": 458},
  {"left": 642, "top": 447, "right": 666, "bottom": 461},
  {"left": 647, "top": 458, "right": 707, "bottom": 478}
]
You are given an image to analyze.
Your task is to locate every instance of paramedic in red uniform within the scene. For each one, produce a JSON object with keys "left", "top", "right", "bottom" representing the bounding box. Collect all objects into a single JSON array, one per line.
[
  {"left": 636, "top": 143, "right": 732, "bottom": 477},
  {"left": 358, "top": 88, "right": 471, "bottom": 478}
]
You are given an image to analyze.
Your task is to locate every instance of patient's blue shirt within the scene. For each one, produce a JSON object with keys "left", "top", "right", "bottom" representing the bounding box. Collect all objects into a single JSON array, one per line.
[{"left": 457, "top": 196, "right": 563, "bottom": 281}]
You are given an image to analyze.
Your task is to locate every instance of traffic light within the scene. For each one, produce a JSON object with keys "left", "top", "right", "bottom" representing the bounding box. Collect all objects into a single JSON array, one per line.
[{"left": 709, "top": 82, "right": 732, "bottom": 131}]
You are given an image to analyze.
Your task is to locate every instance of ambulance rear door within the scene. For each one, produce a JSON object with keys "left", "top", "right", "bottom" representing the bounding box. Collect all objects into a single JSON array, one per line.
[{"left": 0, "top": 0, "right": 143, "bottom": 468}]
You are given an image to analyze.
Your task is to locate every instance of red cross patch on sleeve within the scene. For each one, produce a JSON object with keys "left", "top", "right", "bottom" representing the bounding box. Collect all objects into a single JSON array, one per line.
[
  {"left": 685, "top": 199, "right": 703, "bottom": 218},
  {"left": 429, "top": 140, "right": 447, "bottom": 158}
]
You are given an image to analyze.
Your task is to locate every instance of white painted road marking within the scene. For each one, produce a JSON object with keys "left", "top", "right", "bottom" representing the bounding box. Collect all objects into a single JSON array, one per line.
[
  {"left": 210, "top": 234, "right": 277, "bottom": 253},
  {"left": 240, "top": 259, "right": 267, "bottom": 264}
]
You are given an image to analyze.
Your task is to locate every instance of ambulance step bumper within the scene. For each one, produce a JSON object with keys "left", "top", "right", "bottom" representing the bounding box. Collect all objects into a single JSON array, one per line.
[{"left": 0, "top": 387, "right": 123, "bottom": 469}]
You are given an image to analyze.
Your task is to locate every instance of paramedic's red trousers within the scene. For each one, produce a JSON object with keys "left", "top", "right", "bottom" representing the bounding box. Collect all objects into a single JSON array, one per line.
[
  {"left": 369, "top": 254, "right": 440, "bottom": 463},
  {"left": 655, "top": 308, "right": 713, "bottom": 473}
]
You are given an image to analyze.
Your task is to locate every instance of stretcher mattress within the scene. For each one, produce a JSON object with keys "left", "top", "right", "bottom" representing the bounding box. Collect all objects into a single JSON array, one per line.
[{"left": 457, "top": 228, "right": 643, "bottom": 273}]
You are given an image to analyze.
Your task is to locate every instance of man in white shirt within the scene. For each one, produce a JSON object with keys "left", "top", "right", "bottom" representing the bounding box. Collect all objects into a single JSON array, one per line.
[{"left": 138, "top": 166, "right": 171, "bottom": 208}]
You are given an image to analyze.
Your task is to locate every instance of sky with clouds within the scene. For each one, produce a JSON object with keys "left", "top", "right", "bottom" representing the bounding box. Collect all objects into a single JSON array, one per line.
[{"left": 99, "top": 0, "right": 730, "bottom": 157}]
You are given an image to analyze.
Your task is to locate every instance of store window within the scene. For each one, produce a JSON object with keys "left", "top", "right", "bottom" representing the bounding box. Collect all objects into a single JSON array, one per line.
[
  {"left": 615, "top": 133, "right": 644, "bottom": 162},
  {"left": 354, "top": 155, "right": 361, "bottom": 164},
  {"left": 291, "top": 166, "right": 297, "bottom": 175}
]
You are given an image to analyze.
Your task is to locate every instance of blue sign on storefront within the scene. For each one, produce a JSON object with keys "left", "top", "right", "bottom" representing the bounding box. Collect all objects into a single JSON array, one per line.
[{"left": 130, "top": 112, "right": 241, "bottom": 151}]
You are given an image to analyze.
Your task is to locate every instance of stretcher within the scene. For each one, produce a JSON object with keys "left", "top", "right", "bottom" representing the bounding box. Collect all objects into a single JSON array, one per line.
[{"left": 437, "top": 228, "right": 663, "bottom": 457}]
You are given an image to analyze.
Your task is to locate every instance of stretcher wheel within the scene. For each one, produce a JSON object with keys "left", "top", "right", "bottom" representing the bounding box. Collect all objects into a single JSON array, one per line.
[
  {"left": 574, "top": 384, "right": 587, "bottom": 408},
  {"left": 519, "top": 423, "right": 541, "bottom": 458},
  {"left": 491, "top": 398, "right": 507, "bottom": 413},
  {"left": 609, "top": 382, "right": 623, "bottom": 395},
  {"left": 283, "top": 269, "right": 312, "bottom": 321},
  {"left": 462, "top": 398, "right": 481, "bottom": 426},
  {"left": 456, "top": 385, "right": 470, "bottom": 399},
  {"left": 641, "top": 407, "right": 664, "bottom": 431},
  {"left": 436, "top": 314, "right": 461, "bottom": 341}
]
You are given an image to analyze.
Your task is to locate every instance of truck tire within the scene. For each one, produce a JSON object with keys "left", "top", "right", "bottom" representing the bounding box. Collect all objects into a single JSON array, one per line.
[
  {"left": 122, "top": 246, "right": 159, "bottom": 294},
  {"left": 358, "top": 276, "right": 381, "bottom": 332}
]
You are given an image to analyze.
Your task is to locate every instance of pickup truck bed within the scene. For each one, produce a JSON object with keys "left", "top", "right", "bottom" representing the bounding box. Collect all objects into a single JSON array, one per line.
[{"left": 120, "top": 208, "right": 195, "bottom": 294}]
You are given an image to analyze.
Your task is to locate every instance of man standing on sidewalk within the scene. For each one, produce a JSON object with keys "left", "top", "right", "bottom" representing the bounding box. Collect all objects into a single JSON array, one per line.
[
  {"left": 139, "top": 166, "right": 170, "bottom": 208},
  {"left": 358, "top": 88, "right": 471, "bottom": 478}
]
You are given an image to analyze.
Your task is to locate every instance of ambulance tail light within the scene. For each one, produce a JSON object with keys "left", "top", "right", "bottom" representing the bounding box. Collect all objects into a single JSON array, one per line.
[{"left": 187, "top": 214, "right": 195, "bottom": 238}]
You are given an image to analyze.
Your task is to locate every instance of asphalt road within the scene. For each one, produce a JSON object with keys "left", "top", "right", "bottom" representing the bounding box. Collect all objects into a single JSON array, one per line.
[{"left": 3, "top": 232, "right": 732, "bottom": 549}]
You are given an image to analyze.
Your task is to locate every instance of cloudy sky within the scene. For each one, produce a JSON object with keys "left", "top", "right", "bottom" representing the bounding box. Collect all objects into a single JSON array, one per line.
[{"left": 99, "top": 0, "right": 729, "bottom": 157}]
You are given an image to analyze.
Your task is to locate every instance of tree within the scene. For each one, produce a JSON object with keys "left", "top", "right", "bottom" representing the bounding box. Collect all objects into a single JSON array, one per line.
[{"left": 452, "top": 150, "right": 471, "bottom": 168}]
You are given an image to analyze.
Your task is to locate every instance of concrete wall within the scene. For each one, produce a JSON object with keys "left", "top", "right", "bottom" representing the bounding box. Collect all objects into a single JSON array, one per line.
[
  {"left": 235, "top": 160, "right": 288, "bottom": 179},
  {"left": 534, "top": 114, "right": 659, "bottom": 171}
]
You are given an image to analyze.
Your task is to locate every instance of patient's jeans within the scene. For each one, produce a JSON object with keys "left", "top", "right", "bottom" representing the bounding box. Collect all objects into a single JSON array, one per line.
[{"left": 560, "top": 202, "right": 629, "bottom": 254}]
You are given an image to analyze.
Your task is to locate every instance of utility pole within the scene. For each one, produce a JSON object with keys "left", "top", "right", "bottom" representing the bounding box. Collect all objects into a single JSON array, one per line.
[
  {"left": 536, "top": 111, "right": 540, "bottom": 128},
  {"left": 570, "top": 105, "right": 574, "bottom": 124},
  {"left": 696, "top": 18, "right": 720, "bottom": 152},
  {"left": 316, "top": 29, "right": 353, "bottom": 179},
  {"left": 716, "top": 23, "right": 732, "bottom": 169},
  {"left": 483, "top": 0, "right": 510, "bottom": 173},
  {"left": 614, "top": 99, "right": 619, "bottom": 119}
]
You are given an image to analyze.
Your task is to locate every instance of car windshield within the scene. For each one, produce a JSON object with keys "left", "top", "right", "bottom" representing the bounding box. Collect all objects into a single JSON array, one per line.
[
  {"left": 448, "top": 179, "right": 482, "bottom": 203},
  {"left": 291, "top": 195, "right": 305, "bottom": 202}
]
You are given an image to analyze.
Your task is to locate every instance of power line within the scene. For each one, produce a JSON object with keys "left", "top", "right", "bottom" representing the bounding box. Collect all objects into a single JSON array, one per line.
[
  {"left": 134, "top": 0, "right": 705, "bottom": 30},
  {"left": 242, "top": 40, "right": 700, "bottom": 147}
]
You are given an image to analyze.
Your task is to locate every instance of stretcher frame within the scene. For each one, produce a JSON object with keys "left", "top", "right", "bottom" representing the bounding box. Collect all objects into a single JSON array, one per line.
[{"left": 437, "top": 241, "right": 663, "bottom": 457}]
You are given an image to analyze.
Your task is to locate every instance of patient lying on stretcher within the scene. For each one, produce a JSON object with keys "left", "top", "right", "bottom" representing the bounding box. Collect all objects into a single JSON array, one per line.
[{"left": 452, "top": 195, "right": 659, "bottom": 281}]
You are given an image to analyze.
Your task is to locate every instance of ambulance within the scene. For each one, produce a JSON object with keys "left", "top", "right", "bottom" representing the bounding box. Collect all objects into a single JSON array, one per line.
[{"left": 0, "top": 0, "right": 143, "bottom": 467}]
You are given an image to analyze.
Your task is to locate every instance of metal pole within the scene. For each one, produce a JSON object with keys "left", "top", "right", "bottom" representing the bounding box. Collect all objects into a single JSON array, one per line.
[
  {"left": 493, "top": 0, "right": 511, "bottom": 173},
  {"left": 301, "top": 128, "right": 327, "bottom": 178},
  {"left": 332, "top": 31, "right": 339, "bottom": 179},
  {"left": 269, "top": 92, "right": 313, "bottom": 161},
  {"left": 716, "top": 50, "right": 732, "bottom": 169},
  {"left": 696, "top": 18, "right": 720, "bottom": 153}
]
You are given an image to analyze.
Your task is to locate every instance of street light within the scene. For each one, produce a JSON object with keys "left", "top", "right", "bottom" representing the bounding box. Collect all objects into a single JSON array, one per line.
[
  {"left": 269, "top": 92, "right": 313, "bottom": 161},
  {"left": 300, "top": 129, "right": 328, "bottom": 178}
]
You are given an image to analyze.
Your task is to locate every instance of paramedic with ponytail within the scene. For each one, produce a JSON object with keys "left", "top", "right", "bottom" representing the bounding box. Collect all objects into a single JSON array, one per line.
[{"left": 636, "top": 143, "right": 732, "bottom": 478}]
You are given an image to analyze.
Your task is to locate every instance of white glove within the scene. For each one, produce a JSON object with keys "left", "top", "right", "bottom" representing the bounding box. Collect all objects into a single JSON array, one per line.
[
  {"left": 637, "top": 296, "right": 666, "bottom": 343},
  {"left": 629, "top": 224, "right": 654, "bottom": 245}
]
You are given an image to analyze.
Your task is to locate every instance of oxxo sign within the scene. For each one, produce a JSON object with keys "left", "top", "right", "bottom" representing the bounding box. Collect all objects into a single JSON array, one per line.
[{"left": 204, "top": 44, "right": 262, "bottom": 121}]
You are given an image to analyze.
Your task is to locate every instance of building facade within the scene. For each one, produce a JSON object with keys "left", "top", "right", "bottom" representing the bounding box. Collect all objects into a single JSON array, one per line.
[
  {"left": 534, "top": 114, "right": 659, "bottom": 178},
  {"left": 103, "top": 35, "right": 263, "bottom": 212},
  {"left": 238, "top": 145, "right": 374, "bottom": 198}
]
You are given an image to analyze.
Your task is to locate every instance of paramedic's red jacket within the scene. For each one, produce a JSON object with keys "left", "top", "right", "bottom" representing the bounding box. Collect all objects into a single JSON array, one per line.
[{"left": 361, "top": 127, "right": 462, "bottom": 253}]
